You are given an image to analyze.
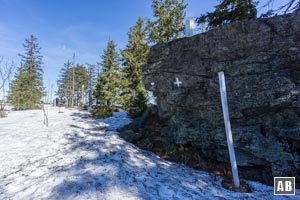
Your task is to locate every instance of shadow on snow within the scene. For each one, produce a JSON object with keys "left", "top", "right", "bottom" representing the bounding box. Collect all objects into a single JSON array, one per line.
[{"left": 49, "top": 112, "right": 262, "bottom": 200}]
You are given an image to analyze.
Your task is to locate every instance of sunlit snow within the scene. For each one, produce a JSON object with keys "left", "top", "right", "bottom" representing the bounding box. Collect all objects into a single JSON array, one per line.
[{"left": 0, "top": 106, "right": 298, "bottom": 199}]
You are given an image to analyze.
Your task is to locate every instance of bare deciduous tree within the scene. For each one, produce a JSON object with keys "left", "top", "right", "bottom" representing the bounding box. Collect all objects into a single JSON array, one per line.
[
  {"left": 283, "top": 0, "right": 300, "bottom": 13},
  {"left": 261, "top": 0, "right": 300, "bottom": 17},
  {"left": 0, "top": 58, "right": 15, "bottom": 117}
]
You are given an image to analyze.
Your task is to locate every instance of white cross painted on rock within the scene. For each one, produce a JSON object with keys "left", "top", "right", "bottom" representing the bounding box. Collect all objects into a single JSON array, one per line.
[{"left": 174, "top": 78, "right": 182, "bottom": 87}]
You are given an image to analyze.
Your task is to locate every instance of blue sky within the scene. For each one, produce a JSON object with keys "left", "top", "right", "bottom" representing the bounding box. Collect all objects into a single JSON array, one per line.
[{"left": 0, "top": 0, "right": 291, "bottom": 96}]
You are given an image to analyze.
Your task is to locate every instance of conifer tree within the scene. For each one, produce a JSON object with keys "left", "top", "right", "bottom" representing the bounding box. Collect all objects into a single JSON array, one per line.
[
  {"left": 73, "top": 64, "right": 88, "bottom": 106},
  {"left": 56, "top": 62, "right": 88, "bottom": 107},
  {"left": 148, "top": 0, "right": 187, "bottom": 43},
  {"left": 121, "top": 17, "right": 149, "bottom": 117},
  {"left": 197, "top": 0, "right": 257, "bottom": 29},
  {"left": 9, "top": 35, "right": 44, "bottom": 110},
  {"left": 56, "top": 60, "right": 72, "bottom": 106},
  {"left": 86, "top": 64, "right": 96, "bottom": 106},
  {"left": 93, "top": 40, "right": 120, "bottom": 117}
]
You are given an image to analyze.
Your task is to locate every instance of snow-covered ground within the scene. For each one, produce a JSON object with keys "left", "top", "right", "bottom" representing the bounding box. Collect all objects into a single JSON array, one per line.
[{"left": 0, "top": 106, "right": 298, "bottom": 200}]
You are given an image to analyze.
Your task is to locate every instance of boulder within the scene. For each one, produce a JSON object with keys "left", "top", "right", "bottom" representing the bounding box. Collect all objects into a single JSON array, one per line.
[{"left": 143, "top": 11, "right": 300, "bottom": 185}]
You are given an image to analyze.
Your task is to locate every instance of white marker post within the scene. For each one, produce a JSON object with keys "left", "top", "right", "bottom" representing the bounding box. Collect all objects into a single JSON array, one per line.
[
  {"left": 218, "top": 72, "right": 240, "bottom": 188},
  {"left": 185, "top": 18, "right": 196, "bottom": 37}
]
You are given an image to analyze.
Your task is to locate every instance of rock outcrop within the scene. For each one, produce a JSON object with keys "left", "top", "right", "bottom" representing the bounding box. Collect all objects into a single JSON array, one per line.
[{"left": 142, "top": 11, "right": 300, "bottom": 185}]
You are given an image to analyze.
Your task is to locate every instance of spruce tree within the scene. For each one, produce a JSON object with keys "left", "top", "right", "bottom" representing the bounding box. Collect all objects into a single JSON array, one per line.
[
  {"left": 56, "top": 62, "right": 88, "bottom": 107},
  {"left": 148, "top": 0, "right": 187, "bottom": 43},
  {"left": 197, "top": 0, "right": 257, "bottom": 29},
  {"left": 73, "top": 64, "right": 88, "bottom": 106},
  {"left": 121, "top": 17, "right": 149, "bottom": 117},
  {"left": 93, "top": 40, "right": 120, "bottom": 118},
  {"left": 86, "top": 64, "right": 96, "bottom": 106},
  {"left": 9, "top": 35, "right": 44, "bottom": 110},
  {"left": 56, "top": 60, "right": 72, "bottom": 106}
]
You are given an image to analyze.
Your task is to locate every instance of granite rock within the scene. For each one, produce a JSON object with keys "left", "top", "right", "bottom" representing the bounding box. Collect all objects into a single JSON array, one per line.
[{"left": 143, "top": 11, "right": 300, "bottom": 184}]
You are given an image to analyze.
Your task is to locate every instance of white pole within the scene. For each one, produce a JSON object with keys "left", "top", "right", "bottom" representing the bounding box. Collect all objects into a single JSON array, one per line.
[
  {"left": 185, "top": 18, "right": 196, "bottom": 37},
  {"left": 218, "top": 71, "right": 240, "bottom": 188}
]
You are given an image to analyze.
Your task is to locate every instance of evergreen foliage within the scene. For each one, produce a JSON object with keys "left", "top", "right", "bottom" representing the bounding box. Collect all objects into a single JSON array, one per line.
[
  {"left": 56, "top": 62, "right": 88, "bottom": 107},
  {"left": 86, "top": 64, "right": 96, "bottom": 106},
  {"left": 93, "top": 40, "right": 120, "bottom": 118},
  {"left": 121, "top": 17, "right": 149, "bottom": 118},
  {"left": 73, "top": 64, "right": 89, "bottom": 106},
  {"left": 9, "top": 35, "right": 44, "bottom": 110},
  {"left": 197, "top": 0, "right": 257, "bottom": 29},
  {"left": 56, "top": 60, "right": 72, "bottom": 106},
  {"left": 148, "top": 0, "right": 187, "bottom": 43}
]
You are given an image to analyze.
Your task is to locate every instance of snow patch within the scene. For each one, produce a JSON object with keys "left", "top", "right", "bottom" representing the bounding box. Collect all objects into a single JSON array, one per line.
[
  {"left": 0, "top": 107, "right": 298, "bottom": 199},
  {"left": 95, "top": 111, "right": 132, "bottom": 131}
]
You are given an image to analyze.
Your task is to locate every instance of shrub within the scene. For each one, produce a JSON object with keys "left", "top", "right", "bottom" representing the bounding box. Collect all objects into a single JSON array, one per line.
[{"left": 91, "top": 106, "right": 113, "bottom": 119}]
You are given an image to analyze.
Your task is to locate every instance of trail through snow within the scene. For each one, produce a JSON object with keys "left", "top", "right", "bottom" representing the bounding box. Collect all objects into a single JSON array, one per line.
[{"left": 0, "top": 107, "right": 298, "bottom": 200}]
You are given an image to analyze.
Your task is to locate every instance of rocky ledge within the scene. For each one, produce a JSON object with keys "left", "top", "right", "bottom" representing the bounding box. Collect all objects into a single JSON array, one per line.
[{"left": 142, "top": 11, "right": 300, "bottom": 186}]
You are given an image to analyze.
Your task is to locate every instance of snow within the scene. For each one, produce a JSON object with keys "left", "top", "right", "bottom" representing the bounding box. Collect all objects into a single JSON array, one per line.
[
  {"left": 95, "top": 111, "right": 132, "bottom": 131},
  {"left": 0, "top": 106, "right": 298, "bottom": 200}
]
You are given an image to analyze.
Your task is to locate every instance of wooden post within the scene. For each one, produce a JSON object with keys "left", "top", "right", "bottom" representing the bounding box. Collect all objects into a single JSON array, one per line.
[
  {"left": 71, "top": 65, "right": 75, "bottom": 107},
  {"left": 81, "top": 84, "right": 85, "bottom": 105},
  {"left": 218, "top": 71, "right": 240, "bottom": 188},
  {"left": 42, "top": 104, "right": 49, "bottom": 127},
  {"left": 71, "top": 53, "right": 75, "bottom": 107}
]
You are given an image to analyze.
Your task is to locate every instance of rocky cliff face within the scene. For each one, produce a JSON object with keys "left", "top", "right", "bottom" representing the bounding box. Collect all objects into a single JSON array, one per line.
[{"left": 143, "top": 11, "right": 300, "bottom": 184}]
